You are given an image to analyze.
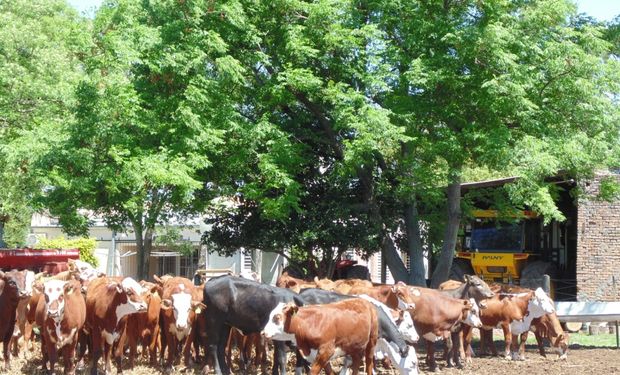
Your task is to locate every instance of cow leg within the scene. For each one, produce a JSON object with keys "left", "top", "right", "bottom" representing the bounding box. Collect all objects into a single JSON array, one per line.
[
  {"left": 462, "top": 325, "right": 474, "bottom": 363},
  {"left": 500, "top": 323, "right": 511, "bottom": 359},
  {"left": 484, "top": 329, "right": 498, "bottom": 356},
  {"left": 445, "top": 333, "right": 454, "bottom": 367},
  {"left": 291, "top": 345, "right": 308, "bottom": 375},
  {"left": 350, "top": 354, "right": 363, "bottom": 375},
  {"left": 164, "top": 336, "right": 177, "bottom": 373},
  {"left": 10, "top": 326, "right": 19, "bottom": 357},
  {"left": 76, "top": 330, "right": 89, "bottom": 371},
  {"left": 310, "top": 345, "right": 335, "bottom": 375},
  {"left": 147, "top": 332, "right": 159, "bottom": 367},
  {"left": 127, "top": 333, "right": 137, "bottom": 369},
  {"left": 510, "top": 333, "right": 518, "bottom": 360},
  {"left": 63, "top": 334, "right": 80, "bottom": 375},
  {"left": 104, "top": 341, "right": 113, "bottom": 374},
  {"left": 339, "top": 356, "right": 351, "bottom": 375},
  {"left": 273, "top": 340, "right": 290, "bottom": 375},
  {"left": 518, "top": 331, "right": 528, "bottom": 360},
  {"left": 90, "top": 332, "right": 104, "bottom": 375},
  {"left": 449, "top": 330, "right": 463, "bottom": 368},
  {"left": 534, "top": 330, "right": 546, "bottom": 357},
  {"left": 364, "top": 339, "right": 375, "bottom": 375},
  {"left": 212, "top": 325, "right": 231, "bottom": 375},
  {"left": 2, "top": 329, "right": 12, "bottom": 371},
  {"left": 48, "top": 344, "right": 59, "bottom": 375},
  {"left": 425, "top": 338, "right": 437, "bottom": 372},
  {"left": 41, "top": 331, "right": 49, "bottom": 373},
  {"left": 183, "top": 330, "right": 196, "bottom": 368},
  {"left": 24, "top": 321, "right": 34, "bottom": 356},
  {"left": 194, "top": 326, "right": 206, "bottom": 365}
]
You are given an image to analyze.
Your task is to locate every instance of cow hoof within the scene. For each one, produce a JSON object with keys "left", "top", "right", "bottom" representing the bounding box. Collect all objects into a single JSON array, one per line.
[{"left": 559, "top": 353, "right": 567, "bottom": 360}]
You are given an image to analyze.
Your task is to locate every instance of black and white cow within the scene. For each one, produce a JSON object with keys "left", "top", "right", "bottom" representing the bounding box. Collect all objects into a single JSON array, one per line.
[{"left": 201, "top": 275, "right": 305, "bottom": 375}]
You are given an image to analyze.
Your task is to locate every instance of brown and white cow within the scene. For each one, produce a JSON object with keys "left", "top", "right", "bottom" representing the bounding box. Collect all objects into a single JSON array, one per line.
[
  {"left": 521, "top": 312, "right": 569, "bottom": 359},
  {"left": 463, "top": 286, "right": 555, "bottom": 361},
  {"left": 0, "top": 270, "right": 29, "bottom": 370},
  {"left": 394, "top": 285, "right": 483, "bottom": 371},
  {"left": 263, "top": 298, "right": 379, "bottom": 375},
  {"left": 36, "top": 279, "right": 86, "bottom": 375},
  {"left": 157, "top": 276, "right": 205, "bottom": 372},
  {"left": 84, "top": 276, "right": 147, "bottom": 375},
  {"left": 114, "top": 280, "right": 162, "bottom": 369}
]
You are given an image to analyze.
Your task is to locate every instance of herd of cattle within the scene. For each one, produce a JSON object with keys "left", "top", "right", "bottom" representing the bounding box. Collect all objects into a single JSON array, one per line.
[{"left": 0, "top": 261, "right": 570, "bottom": 375}]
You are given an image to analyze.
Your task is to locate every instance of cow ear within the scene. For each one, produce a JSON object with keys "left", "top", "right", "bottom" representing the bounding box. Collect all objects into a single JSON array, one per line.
[
  {"left": 161, "top": 299, "right": 172, "bottom": 310},
  {"left": 192, "top": 301, "right": 206, "bottom": 314},
  {"left": 150, "top": 285, "right": 161, "bottom": 297},
  {"left": 463, "top": 274, "right": 470, "bottom": 282},
  {"left": 153, "top": 274, "right": 163, "bottom": 286},
  {"left": 108, "top": 282, "right": 122, "bottom": 294},
  {"left": 65, "top": 284, "right": 75, "bottom": 295},
  {"left": 283, "top": 303, "right": 299, "bottom": 316},
  {"left": 33, "top": 281, "right": 44, "bottom": 294}
]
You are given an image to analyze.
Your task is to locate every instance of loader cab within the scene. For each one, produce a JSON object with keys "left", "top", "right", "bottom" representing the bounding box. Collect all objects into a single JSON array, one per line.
[{"left": 454, "top": 178, "right": 578, "bottom": 300}]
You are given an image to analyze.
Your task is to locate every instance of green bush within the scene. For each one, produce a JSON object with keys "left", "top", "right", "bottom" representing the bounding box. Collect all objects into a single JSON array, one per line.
[{"left": 35, "top": 236, "right": 99, "bottom": 267}]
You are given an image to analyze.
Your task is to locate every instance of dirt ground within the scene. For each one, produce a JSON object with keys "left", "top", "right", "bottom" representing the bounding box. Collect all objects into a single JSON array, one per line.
[{"left": 4, "top": 341, "right": 619, "bottom": 375}]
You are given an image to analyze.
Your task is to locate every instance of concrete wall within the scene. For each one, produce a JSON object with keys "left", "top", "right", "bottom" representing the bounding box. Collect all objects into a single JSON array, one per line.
[{"left": 576, "top": 171, "right": 620, "bottom": 301}]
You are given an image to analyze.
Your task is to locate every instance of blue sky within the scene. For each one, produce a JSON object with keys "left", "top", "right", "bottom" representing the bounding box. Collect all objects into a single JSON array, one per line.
[{"left": 67, "top": 0, "right": 620, "bottom": 21}]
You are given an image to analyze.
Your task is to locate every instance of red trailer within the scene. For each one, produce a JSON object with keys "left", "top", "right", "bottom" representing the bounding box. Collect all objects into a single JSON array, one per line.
[{"left": 0, "top": 248, "right": 80, "bottom": 274}]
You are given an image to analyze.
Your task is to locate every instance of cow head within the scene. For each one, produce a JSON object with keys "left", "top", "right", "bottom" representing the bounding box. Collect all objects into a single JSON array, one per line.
[
  {"left": 262, "top": 302, "right": 297, "bottom": 342},
  {"left": 553, "top": 331, "right": 569, "bottom": 359},
  {"left": 461, "top": 298, "right": 483, "bottom": 327},
  {"left": 43, "top": 279, "right": 69, "bottom": 320},
  {"left": 0, "top": 270, "right": 29, "bottom": 301},
  {"left": 396, "top": 310, "right": 419, "bottom": 344},
  {"left": 161, "top": 285, "right": 205, "bottom": 333},
  {"left": 393, "top": 284, "right": 421, "bottom": 308},
  {"left": 464, "top": 274, "right": 495, "bottom": 299},
  {"left": 69, "top": 259, "right": 103, "bottom": 284},
  {"left": 110, "top": 277, "right": 147, "bottom": 322},
  {"left": 528, "top": 288, "right": 555, "bottom": 318}
]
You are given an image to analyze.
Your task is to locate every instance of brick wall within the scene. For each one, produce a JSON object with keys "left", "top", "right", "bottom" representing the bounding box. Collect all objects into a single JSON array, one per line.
[{"left": 576, "top": 171, "right": 620, "bottom": 301}]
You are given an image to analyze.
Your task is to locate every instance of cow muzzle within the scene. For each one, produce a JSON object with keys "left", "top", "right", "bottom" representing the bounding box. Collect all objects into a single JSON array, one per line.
[{"left": 48, "top": 309, "right": 63, "bottom": 319}]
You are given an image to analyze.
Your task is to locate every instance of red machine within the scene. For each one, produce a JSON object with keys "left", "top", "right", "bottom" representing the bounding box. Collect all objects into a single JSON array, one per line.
[{"left": 0, "top": 248, "right": 79, "bottom": 273}]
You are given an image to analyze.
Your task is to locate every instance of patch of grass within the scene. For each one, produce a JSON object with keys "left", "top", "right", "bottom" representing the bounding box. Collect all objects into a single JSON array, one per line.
[
  {"left": 568, "top": 331, "right": 619, "bottom": 348},
  {"left": 468, "top": 329, "right": 619, "bottom": 350}
]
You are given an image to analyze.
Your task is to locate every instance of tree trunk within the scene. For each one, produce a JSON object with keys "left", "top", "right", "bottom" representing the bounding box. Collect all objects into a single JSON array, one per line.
[
  {"left": 404, "top": 201, "right": 427, "bottom": 286},
  {"left": 382, "top": 233, "right": 409, "bottom": 283},
  {"left": 430, "top": 171, "right": 462, "bottom": 288},
  {"left": 134, "top": 224, "right": 154, "bottom": 281}
]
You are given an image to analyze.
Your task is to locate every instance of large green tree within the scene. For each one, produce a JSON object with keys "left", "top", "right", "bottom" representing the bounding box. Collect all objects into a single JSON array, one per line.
[
  {"left": 197, "top": 0, "right": 410, "bottom": 277},
  {"left": 0, "top": 0, "right": 89, "bottom": 246},
  {"left": 39, "top": 0, "right": 245, "bottom": 279}
]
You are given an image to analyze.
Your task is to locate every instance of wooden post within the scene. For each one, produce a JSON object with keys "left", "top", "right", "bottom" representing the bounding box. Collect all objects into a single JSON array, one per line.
[{"left": 616, "top": 320, "right": 620, "bottom": 348}]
